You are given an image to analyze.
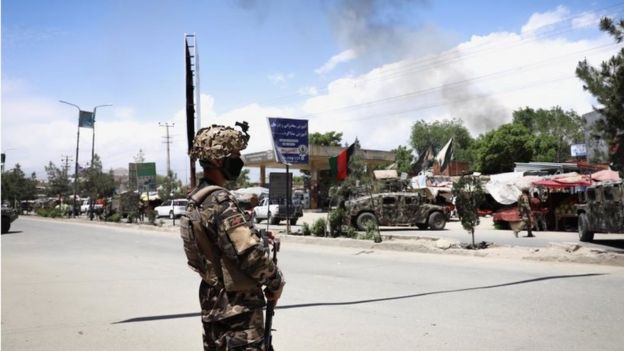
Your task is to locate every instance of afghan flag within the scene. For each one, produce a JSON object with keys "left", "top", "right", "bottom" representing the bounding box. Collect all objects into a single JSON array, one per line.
[{"left": 329, "top": 143, "right": 355, "bottom": 181}]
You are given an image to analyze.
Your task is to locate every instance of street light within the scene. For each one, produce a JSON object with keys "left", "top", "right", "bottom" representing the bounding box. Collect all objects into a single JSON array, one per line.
[
  {"left": 91, "top": 104, "right": 112, "bottom": 169},
  {"left": 59, "top": 100, "right": 112, "bottom": 218}
]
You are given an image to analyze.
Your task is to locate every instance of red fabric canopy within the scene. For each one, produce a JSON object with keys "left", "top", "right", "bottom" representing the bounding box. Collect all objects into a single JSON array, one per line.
[{"left": 532, "top": 178, "right": 591, "bottom": 189}]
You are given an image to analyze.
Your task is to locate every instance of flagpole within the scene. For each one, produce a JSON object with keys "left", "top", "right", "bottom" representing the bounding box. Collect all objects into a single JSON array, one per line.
[
  {"left": 89, "top": 104, "right": 112, "bottom": 220},
  {"left": 59, "top": 100, "right": 81, "bottom": 218},
  {"left": 286, "top": 163, "right": 291, "bottom": 235}
]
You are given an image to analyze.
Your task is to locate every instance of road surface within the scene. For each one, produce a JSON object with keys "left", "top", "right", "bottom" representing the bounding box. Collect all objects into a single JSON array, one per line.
[{"left": 3, "top": 217, "right": 624, "bottom": 350}]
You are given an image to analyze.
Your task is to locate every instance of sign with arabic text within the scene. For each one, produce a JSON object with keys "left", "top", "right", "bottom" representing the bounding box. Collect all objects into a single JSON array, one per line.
[{"left": 267, "top": 117, "right": 309, "bottom": 164}]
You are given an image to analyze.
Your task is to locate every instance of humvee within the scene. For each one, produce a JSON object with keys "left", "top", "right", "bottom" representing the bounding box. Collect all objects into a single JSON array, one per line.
[
  {"left": 577, "top": 180, "right": 624, "bottom": 242},
  {"left": 344, "top": 192, "right": 447, "bottom": 230},
  {"left": 2, "top": 205, "right": 18, "bottom": 234}
]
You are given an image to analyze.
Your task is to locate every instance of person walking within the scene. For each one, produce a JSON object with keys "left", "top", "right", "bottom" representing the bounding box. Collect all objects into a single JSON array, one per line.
[
  {"left": 516, "top": 189, "right": 535, "bottom": 238},
  {"left": 181, "top": 124, "right": 285, "bottom": 350}
]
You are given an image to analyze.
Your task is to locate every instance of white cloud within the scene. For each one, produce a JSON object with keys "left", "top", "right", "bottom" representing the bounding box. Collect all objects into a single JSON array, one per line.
[
  {"left": 300, "top": 11, "right": 616, "bottom": 149},
  {"left": 521, "top": 5, "right": 570, "bottom": 34},
  {"left": 315, "top": 49, "right": 357, "bottom": 74},
  {"left": 267, "top": 73, "right": 294, "bottom": 84},
  {"left": 3, "top": 6, "right": 616, "bottom": 183},
  {"left": 298, "top": 86, "right": 319, "bottom": 96},
  {"left": 572, "top": 12, "right": 599, "bottom": 29}
]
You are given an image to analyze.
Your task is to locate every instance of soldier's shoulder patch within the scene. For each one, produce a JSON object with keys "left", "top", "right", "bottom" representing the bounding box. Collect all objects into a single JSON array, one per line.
[
  {"left": 223, "top": 213, "right": 247, "bottom": 232},
  {"left": 212, "top": 189, "right": 231, "bottom": 204}
]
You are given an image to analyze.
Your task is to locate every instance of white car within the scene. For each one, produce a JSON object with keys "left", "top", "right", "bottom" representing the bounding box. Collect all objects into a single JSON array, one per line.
[{"left": 155, "top": 199, "right": 188, "bottom": 219}]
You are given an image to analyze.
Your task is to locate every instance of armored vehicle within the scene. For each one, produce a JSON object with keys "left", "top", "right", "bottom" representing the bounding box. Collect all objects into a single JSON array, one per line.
[
  {"left": 2, "top": 205, "right": 19, "bottom": 234},
  {"left": 344, "top": 192, "right": 447, "bottom": 230},
  {"left": 577, "top": 180, "right": 624, "bottom": 242}
]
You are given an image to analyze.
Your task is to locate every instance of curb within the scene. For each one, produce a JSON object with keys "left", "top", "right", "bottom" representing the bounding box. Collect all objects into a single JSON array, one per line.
[{"left": 21, "top": 215, "right": 624, "bottom": 267}]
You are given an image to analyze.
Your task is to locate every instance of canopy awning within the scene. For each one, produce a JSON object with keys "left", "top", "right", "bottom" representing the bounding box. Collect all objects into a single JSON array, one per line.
[{"left": 532, "top": 178, "right": 591, "bottom": 189}]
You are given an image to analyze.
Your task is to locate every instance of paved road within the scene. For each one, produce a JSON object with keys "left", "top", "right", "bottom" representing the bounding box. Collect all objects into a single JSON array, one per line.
[
  {"left": 3, "top": 217, "right": 624, "bottom": 350},
  {"left": 257, "top": 212, "right": 624, "bottom": 252}
]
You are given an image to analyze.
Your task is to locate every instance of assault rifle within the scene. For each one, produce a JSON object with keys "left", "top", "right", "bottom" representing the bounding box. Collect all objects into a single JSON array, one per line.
[{"left": 260, "top": 229, "right": 280, "bottom": 351}]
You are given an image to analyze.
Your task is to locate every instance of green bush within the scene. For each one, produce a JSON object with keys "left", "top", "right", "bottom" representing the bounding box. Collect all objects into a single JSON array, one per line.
[
  {"left": 328, "top": 208, "right": 346, "bottom": 237},
  {"left": 108, "top": 213, "right": 121, "bottom": 223},
  {"left": 311, "top": 218, "right": 327, "bottom": 237},
  {"left": 147, "top": 210, "right": 157, "bottom": 225},
  {"left": 301, "top": 223, "right": 312, "bottom": 236},
  {"left": 342, "top": 225, "right": 358, "bottom": 238},
  {"left": 360, "top": 221, "right": 382, "bottom": 242},
  {"left": 36, "top": 208, "right": 64, "bottom": 218}
]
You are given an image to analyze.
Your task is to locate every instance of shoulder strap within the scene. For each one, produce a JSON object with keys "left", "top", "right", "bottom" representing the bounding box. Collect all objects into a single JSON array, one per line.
[{"left": 189, "top": 185, "right": 227, "bottom": 204}]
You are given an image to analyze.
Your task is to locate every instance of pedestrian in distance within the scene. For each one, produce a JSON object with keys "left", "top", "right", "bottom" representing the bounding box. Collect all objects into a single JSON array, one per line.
[
  {"left": 515, "top": 189, "right": 535, "bottom": 238},
  {"left": 180, "top": 124, "right": 285, "bottom": 351}
]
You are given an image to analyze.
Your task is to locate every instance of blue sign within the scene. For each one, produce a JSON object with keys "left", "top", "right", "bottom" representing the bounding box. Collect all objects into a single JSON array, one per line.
[{"left": 267, "top": 117, "right": 309, "bottom": 164}]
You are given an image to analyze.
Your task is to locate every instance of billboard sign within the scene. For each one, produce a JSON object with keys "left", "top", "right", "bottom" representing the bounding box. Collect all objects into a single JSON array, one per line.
[
  {"left": 267, "top": 117, "right": 309, "bottom": 164},
  {"left": 571, "top": 144, "right": 587, "bottom": 157}
]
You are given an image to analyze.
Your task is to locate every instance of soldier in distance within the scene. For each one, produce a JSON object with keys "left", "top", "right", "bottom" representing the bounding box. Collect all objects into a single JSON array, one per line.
[{"left": 182, "top": 124, "right": 285, "bottom": 351}]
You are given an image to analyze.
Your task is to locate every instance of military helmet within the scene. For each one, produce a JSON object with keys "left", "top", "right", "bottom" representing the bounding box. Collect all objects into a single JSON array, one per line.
[{"left": 189, "top": 124, "right": 248, "bottom": 161}]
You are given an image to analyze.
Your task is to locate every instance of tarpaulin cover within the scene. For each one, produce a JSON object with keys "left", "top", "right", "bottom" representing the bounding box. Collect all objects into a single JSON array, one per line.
[
  {"left": 485, "top": 172, "right": 541, "bottom": 205},
  {"left": 591, "top": 169, "right": 621, "bottom": 182},
  {"left": 532, "top": 174, "right": 591, "bottom": 189}
]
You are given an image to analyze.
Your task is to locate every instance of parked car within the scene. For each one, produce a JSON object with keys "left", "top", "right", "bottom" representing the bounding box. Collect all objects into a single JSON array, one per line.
[
  {"left": 79, "top": 199, "right": 104, "bottom": 215},
  {"left": 344, "top": 192, "right": 448, "bottom": 230},
  {"left": 2, "top": 204, "right": 18, "bottom": 233},
  {"left": 154, "top": 199, "right": 188, "bottom": 219},
  {"left": 253, "top": 197, "right": 303, "bottom": 225},
  {"left": 577, "top": 180, "right": 624, "bottom": 242}
]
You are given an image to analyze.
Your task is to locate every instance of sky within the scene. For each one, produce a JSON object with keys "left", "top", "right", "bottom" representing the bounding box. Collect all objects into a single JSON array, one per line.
[{"left": 2, "top": 0, "right": 623, "bottom": 183}]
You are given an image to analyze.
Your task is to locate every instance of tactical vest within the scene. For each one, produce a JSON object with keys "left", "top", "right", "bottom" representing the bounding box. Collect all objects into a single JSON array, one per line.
[{"left": 180, "top": 185, "right": 258, "bottom": 292}]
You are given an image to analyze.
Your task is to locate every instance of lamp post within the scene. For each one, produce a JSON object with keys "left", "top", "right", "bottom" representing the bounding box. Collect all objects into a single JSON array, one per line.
[
  {"left": 59, "top": 100, "right": 82, "bottom": 217},
  {"left": 91, "top": 105, "right": 112, "bottom": 169},
  {"left": 89, "top": 104, "right": 112, "bottom": 220},
  {"left": 59, "top": 100, "right": 112, "bottom": 218}
]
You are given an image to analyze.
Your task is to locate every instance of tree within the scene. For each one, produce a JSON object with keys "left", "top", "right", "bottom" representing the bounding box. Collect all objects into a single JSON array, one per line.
[
  {"left": 79, "top": 154, "right": 116, "bottom": 199},
  {"left": 45, "top": 161, "right": 72, "bottom": 198},
  {"left": 1, "top": 164, "right": 38, "bottom": 206},
  {"left": 452, "top": 174, "right": 485, "bottom": 249},
  {"left": 157, "top": 171, "right": 185, "bottom": 201},
  {"left": 470, "top": 123, "right": 533, "bottom": 174},
  {"left": 409, "top": 118, "right": 473, "bottom": 161},
  {"left": 392, "top": 145, "right": 414, "bottom": 173},
  {"left": 512, "top": 107, "right": 585, "bottom": 162},
  {"left": 133, "top": 149, "right": 146, "bottom": 163},
  {"left": 309, "top": 131, "right": 343, "bottom": 146},
  {"left": 576, "top": 17, "right": 624, "bottom": 173}
]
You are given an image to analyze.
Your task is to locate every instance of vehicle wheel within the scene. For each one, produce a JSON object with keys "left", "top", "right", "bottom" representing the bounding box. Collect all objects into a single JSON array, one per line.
[
  {"left": 356, "top": 212, "right": 377, "bottom": 231},
  {"left": 428, "top": 211, "right": 446, "bottom": 230},
  {"left": 289, "top": 218, "right": 298, "bottom": 225},
  {"left": 578, "top": 213, "right": 594, "bottom": 242},
  {"left": 416, "top": 224, "right": 428, "bottom": 230},
  {"left": 270, "top": 217, "right": 280, "bottom": 225},
  {"left": 1, "top": 220, "right": 10, "bottom": 234},
  {"left": 169, "top": 211, "right": 175, "bottom": 220}
]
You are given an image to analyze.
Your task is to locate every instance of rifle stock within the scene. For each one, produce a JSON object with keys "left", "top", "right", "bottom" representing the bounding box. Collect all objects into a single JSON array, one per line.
[{"left": 262, "top": 230, "right": 279, "bottom": 351}]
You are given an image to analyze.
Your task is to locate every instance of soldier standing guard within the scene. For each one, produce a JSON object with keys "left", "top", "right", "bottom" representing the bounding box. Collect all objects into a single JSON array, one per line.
[
  {"left": 516, "top": 189, "right": 535, "bottom": 238},
  {"left": 180, "top": 124, "right": 285, "bottom": 351}
]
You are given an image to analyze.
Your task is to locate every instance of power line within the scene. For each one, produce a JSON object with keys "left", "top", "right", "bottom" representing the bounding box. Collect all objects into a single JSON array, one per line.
[
  {"left": 220, "top": 2, "right": 624, "bottom": 110},
  {"left": 293, "top": 42, "right": 619, "bottom": 119},
  {"left": 338, "top": 74, "right": 577, "bottom": 124},
  {"left": 159, "top": 122, "right": 175, "bottom": 177}
]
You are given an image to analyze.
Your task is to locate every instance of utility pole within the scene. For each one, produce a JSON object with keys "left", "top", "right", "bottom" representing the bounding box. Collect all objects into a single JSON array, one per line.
[
  {"left": 159, "top": 122, "right": 175, "bottom": 177},
  {"left": 61, "top": 155, "right": 72, "bottom": 178},
  {"left": 59, "top": 100, "right": 112, "bottom": 218}
]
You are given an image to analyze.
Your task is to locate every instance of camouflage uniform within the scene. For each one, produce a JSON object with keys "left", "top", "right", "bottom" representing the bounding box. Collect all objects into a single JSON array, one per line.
[
  {"left": 517, "top": 192, "right": 534, "bottom": 237},
  {"left": 183, "top": 125, "right": 284, "bottom": 351}
]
